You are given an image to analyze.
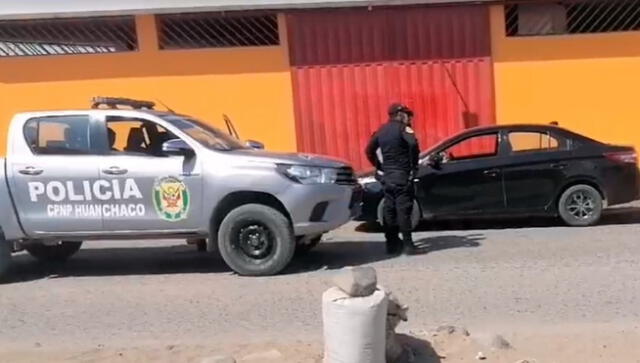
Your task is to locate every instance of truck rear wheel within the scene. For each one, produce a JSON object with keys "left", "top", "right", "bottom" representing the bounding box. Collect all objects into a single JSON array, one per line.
[
  {"left": 25, "top": 241, "right": 83, "bottom": 262},
  {"left": 0, "top": 238, "right": 11, "bottom": 282},
  {"left": 217, "top": 204, "right": 295, "bottom": 276}
]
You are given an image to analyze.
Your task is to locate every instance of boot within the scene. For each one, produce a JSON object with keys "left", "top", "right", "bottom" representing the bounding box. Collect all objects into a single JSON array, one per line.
[
  {"left": 385, "top": 230, "right": 402, "bottom": 255},
  {"left": 401, "top": 232, "right": 418, "bottom": 255}
]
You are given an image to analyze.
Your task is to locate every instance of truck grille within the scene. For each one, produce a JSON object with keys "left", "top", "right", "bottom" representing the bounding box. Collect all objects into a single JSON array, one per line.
[{"left": 336, "top": 166, "right": 357, "bottom": 185}]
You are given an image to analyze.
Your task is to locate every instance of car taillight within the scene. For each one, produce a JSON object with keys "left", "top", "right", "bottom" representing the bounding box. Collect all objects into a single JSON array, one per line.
[{"left": 605, "top": 151, "right": 638, "bottom": 164}]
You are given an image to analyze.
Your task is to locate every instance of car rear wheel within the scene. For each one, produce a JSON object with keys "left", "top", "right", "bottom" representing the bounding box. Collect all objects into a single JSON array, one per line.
[
  {"left": 25, "top": 241, "right": 83, "bottom": 262},
  {"left": 558, "top": 185, "right": 603, "bottom": 226},
  {"left": 377, "top": 200, "right": 421, "bottom": 230},
  {"left": 217, "top": 204, "right": 295, "bottom": 276},
  {"left": 295, "top": 234, "right": 322, "bottom": 255}
]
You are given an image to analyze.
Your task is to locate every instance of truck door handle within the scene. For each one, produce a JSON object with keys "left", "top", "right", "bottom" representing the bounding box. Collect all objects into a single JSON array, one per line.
[
  {"left": 483, "top": 169, "right": 500, "bottom": 177},
  {"left": 551, "top": 163, "right": 567, "bottom": 169},
  {"left": 102, "top": 166, "right": 128, "bottom": 175},
  {"left": 18, "top": 166, "right": 43, "bottom": 176}
]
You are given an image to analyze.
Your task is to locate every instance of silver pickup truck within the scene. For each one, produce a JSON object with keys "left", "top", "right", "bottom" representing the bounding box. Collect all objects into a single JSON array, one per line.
[{"left": 0, "top": 98, "right": 360, "bottom": 278}]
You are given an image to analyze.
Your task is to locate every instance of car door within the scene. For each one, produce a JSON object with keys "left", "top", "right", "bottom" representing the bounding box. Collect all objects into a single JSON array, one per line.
[
  {"left": 416, "top": 132, "right": 507, "bottom": 217},
  {"left": 502, "top": 130, "right": 573, "bottom": 212},
  {"left": 96, "top": 115, "right": 203, "bottom": 233},
  {"left": 7, "top": 114, "right": 104, "bottom": 235}
]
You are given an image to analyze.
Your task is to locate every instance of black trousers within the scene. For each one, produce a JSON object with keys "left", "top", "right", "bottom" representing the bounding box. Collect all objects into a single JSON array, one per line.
[{"left": 382, "top": 172, "right": 414, "bottom": 245}]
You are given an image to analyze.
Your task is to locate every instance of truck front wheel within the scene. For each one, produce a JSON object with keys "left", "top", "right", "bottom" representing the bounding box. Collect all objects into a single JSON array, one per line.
[
  {"left": 25, "top": 241, "right": 83, "bottom": 262},
  {"left": 217, "top": 204, "right": 295, "bottom": 276}
]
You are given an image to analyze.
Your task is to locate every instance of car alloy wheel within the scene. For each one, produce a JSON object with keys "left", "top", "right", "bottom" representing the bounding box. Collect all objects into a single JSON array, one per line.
[{"left": 565, "top": 190, "right": 596, "bottom": 220}]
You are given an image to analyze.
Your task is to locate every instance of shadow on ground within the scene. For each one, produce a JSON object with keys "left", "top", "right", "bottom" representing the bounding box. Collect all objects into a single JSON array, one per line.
[
  {"left": 4, "top": 234, "right": 484, "bottom": 283},
  {"left": 357, "top": 205, "right": 640, "bottom": 233},
  {"left": 397, "top": 334, "right": 443, "bottom": 363},
  {"left": 287, "top": 234, "right": 483, "bottom": 273}
]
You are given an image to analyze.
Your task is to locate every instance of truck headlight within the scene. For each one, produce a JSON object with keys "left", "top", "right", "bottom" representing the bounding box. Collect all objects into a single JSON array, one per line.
[{"left": 278, "top": 164, "right": 338, "bottom": 184}]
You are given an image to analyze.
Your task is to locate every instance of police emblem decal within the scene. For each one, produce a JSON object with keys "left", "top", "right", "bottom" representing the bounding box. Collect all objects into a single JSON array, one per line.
[{"left": 153, "top": 176, "right": 190, "bottom": 221}]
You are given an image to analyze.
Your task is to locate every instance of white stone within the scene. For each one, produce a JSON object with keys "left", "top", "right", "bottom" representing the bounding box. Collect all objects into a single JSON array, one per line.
[{"left": 332, "top": 266, "right": 377, "bottom": 297}]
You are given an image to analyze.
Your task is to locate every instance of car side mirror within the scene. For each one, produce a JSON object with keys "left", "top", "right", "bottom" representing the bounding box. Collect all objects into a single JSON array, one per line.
[
  {"left": 162, "top": 139, "right": 194, "bottom": 157},
  {"left": 245, "top": 139, "right": 265, "bottom": 150},
  {"left": 425, "top": 152, "right": 447, "bottom": 169}
]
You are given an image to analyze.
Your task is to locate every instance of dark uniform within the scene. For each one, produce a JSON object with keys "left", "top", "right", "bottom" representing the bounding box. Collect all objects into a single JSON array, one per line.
[{"left": 365, "top": 103, "right": 420, "bottom": 254}]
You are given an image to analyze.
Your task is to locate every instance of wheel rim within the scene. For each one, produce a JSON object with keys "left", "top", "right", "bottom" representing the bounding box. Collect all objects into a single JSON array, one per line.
[
  {"left": 236, "top": 223, "right": 274, "bottom": 260},
  {"left": 565, "top": 191, "right": 596, "bottom": 220}
]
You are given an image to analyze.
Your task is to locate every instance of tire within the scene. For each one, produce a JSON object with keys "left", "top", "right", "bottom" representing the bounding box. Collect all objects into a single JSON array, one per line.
[
  {"left": 558, "top": 184, "right": 603, "bottom": 226},
  {"left": 377, "top": 200, "right": 421, "bottom": 230},
  {"left": 217, "top": 204, "right": 295, "bottom": 276},
  {"left": 25, "top": 241, "right": 83, "bottom": 262},
  {"left": 0, "top": 238, "right": 12, "bottom": 282},
  {"left": 295, "top": 234, "right": 322, "bottom": 255}
]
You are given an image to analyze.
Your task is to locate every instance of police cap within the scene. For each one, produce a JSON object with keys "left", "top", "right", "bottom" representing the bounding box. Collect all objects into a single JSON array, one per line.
[{"left": 388, "top": 103, "right": 414, "bottom": 117}]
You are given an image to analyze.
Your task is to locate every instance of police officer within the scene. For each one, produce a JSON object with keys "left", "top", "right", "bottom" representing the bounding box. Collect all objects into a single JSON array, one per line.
[{"left": 366, "top": 103, "right": 420, "bottom": 255}]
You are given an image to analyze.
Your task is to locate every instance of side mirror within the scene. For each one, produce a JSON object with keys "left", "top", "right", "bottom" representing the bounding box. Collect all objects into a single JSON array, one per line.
[
  {"left": 426, "top": 152, "right": 445, "bottom": 169},
  {"left": 162, "top": 139, "right": 194, "bottom": 157},
  {"left": 245, "top": 139, "right": 265, "bottom": 150}
]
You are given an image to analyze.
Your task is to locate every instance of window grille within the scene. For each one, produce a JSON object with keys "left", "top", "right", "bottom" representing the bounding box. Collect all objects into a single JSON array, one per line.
[
  {"left": 506, "top": 0, "right": 640, "bottom": 36},
  {"left": 157, "top": 12, "right": 279, "bottom": 49},
  {"left": 0, "top": 16, "right": 137, "bottom": 57}
]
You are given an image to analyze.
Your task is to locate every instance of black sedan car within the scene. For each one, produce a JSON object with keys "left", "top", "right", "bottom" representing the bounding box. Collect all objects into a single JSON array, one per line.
[{"left": 357, "top": 124, "right": 640, "bottom": 227}]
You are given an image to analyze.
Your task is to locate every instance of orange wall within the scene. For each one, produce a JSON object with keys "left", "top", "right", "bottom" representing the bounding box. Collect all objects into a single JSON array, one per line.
[
  {"left": 0, "top": 14, "right": 297, "bottom": 155},
  {"left": 490, "top": 5, "right": 640, "bottom": 150}
]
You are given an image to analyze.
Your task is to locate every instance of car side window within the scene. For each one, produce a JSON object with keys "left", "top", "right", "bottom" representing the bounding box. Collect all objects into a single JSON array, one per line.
[
  {"left": 24, "top": 115, "right": 92, "bottom": 155},
  {"left": 106, "top": 117, "right": 177, "bottom": 157},
  {"left": 508, "top": 131, "right": 561, "bottom": 154},
  {"left": 443, "top": 133, "right": 499, "bottom": 162}
]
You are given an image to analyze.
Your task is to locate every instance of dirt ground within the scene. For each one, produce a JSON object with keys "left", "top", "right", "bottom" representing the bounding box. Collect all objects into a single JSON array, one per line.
[
  {"left": 2, "top": 326, "right": 640, "bottom": 363},
  {"left": 2, "top": 206, "right": 640, "bottom": 362}
]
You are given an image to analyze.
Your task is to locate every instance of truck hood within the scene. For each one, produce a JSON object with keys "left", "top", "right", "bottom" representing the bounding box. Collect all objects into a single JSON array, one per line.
[{"left": 227, "top": 149, "right": 349, "bottom": 168}]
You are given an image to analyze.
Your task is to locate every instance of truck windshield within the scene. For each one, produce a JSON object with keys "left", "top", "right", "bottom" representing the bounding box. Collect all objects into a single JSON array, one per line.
[{"left": 161, "top": 115, "right": 247, "bottom": 151}]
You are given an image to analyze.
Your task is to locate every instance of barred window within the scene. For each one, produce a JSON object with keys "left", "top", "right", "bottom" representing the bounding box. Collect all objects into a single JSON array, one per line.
[
  {"left": 157, "top": 12, "right": 279, "bottom": 49},
  {"left": 0, "top": 16, "right": 137, "bottom": 57},
  {"left": 506, "top": 0, "right": 640, "bottom": 37}
]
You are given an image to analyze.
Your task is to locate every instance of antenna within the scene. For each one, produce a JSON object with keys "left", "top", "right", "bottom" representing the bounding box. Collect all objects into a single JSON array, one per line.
[
  {"left": 223, "top": 114, "right": 240, "bottom": 139},
  {"left": 155, "top": 99, "right": 175, "bottom": 113}
]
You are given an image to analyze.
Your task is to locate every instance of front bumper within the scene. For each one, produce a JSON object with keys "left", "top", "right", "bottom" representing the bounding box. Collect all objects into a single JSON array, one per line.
[{"left": 279, "top": 183, "right": 362, "bottom": 236}]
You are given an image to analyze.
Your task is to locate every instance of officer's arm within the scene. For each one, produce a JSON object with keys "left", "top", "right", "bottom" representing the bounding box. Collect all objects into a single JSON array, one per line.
[
  {"left": 365, "top": 132, "right": 379, "bottom": 167},
  {"left": 403, "top": 128, "right": 420, "bottom": 169}
]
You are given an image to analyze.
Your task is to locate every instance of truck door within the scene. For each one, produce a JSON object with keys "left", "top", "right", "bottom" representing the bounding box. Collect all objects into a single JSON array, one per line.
[
  {"left": 7, "top": 115, "right": 103, "bottom": 235},
  {"left": 96, "top": 115, "right": 203, "bottom": 233}
]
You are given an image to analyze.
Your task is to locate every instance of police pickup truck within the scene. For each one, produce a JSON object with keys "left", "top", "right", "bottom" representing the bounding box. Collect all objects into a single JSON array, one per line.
[{"left": 0, "top": 98, "right": 359, "bottom": 278}]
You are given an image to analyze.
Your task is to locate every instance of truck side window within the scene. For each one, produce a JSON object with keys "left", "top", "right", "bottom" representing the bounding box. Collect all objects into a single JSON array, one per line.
[
  {"left": 106, "top": 117, "right": 177, "bottom": 157},
  {"left": 24, "top": 116, "right": 92, "bottom": 155}
]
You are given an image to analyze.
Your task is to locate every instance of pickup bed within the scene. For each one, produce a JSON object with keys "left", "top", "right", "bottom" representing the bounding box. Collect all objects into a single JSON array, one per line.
[{"left": 0, "top": 98, "right": 360, "bottom": 278}]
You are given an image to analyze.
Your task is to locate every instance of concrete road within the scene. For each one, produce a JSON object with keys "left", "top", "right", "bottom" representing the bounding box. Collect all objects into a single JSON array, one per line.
[{"left": 1, "top": 207, "right": 640, "bottom": 350}]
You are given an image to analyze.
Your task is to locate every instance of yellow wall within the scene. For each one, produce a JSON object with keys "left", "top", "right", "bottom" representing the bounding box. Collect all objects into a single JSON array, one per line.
[
  {"left": 0, "top": 14, "right": 297, "bottom": 155},
  {"left": 490, "top": 5, "right": 640, "bottom": 150}
]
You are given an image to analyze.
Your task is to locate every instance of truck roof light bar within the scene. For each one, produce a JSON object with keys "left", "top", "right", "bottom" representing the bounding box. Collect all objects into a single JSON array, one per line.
[{"left": 91, "top": 97, "right": 156, "bottom": 110}]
